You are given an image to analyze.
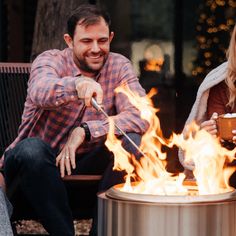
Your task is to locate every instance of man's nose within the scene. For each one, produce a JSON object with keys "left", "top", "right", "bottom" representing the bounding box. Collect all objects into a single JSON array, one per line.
[{"left": 91, "top": 41, "right": 100, "bottom": 52}]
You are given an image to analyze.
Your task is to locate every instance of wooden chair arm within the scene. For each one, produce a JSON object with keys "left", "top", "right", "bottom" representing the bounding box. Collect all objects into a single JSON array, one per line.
[{"left": 62, "top": 175, "right": 102, "bottom": 182}]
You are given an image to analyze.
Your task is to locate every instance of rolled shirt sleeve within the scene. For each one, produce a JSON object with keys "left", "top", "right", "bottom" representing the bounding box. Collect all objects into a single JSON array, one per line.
[{"left": 85, "top": 58, "right": 149, "bottom": 140}]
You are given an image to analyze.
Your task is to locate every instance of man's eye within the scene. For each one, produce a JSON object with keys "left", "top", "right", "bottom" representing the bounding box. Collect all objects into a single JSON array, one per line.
[
  {"left": 99, "top": 39, "right": 108, "bottom": 43},
  {"left": 81, "top": 40, "right": 91, "bottom": 43}
]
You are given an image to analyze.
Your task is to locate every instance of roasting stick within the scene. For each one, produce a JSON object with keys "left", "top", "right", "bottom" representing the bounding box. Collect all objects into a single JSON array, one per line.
[
  {"left": 91, "top": 98, "right": 166, "bottom": 187},
  {"left": 91, "top": 97, "right": 146, "bottom": 157}
]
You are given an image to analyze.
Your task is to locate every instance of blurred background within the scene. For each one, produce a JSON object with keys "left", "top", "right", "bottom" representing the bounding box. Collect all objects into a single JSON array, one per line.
[{"left": 0, "top": 0, "right": 236, "bottom": 171}]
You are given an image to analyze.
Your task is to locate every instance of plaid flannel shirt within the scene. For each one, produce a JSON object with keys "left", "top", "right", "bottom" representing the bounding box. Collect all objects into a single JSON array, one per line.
[{"left": 6, "top": 48, "right": 149, "bottom": 155}]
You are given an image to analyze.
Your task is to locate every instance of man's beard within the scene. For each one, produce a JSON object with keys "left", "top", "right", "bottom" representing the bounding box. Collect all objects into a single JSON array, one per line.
[{"left": 74, "top": 54, "right": 107, "bottom": 75}]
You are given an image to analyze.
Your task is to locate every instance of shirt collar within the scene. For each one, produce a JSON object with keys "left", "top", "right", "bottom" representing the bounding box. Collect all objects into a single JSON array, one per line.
[{"left": 66, "top": 48, "right": 82, "bottom": 77}]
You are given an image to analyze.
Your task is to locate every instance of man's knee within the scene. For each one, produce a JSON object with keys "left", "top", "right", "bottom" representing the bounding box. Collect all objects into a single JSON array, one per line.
[{"left": 5, "top": 137, "right": 56, "bottom": 170}]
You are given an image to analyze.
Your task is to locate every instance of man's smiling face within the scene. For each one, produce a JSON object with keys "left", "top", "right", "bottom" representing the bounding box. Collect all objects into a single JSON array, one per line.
[{"left": 69, "top": 17, "right": 114, "bottom": 76}]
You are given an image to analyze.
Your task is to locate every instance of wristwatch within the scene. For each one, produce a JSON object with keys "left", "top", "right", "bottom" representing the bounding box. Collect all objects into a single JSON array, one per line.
[{"left": 80, "top": 122, "right": 91, "bottom": 141}]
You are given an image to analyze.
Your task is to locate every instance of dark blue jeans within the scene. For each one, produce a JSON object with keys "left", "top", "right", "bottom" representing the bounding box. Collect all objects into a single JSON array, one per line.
[{"left": 4, "top": 133, "right": 141, "bottom": 236}]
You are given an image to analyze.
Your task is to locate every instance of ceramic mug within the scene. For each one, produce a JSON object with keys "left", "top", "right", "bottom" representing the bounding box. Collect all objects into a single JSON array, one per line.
[{"left": 217, "top": 114, "right": 236, "bottom": 140}]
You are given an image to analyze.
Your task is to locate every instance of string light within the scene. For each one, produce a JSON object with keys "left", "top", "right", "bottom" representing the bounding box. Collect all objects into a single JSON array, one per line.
[{"left": 192, "top": 0, "right": 236, "bottom": 80}]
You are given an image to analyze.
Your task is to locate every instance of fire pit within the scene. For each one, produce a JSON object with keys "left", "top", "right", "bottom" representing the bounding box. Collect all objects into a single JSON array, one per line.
[
  {"left": 98, "top": 183, "right": 236, "bottom": 236},
  {"left": 97, "top": 86, "right": 236, "bottom": 236}
]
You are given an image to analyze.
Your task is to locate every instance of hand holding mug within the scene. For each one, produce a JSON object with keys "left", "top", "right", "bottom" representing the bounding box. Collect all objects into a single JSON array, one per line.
[{"left": 200, "top": 112, "right": 218, "bottom": 137}]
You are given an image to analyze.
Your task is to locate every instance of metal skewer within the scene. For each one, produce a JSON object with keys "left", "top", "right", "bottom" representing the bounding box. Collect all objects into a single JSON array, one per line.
[{"left": 91, "top": 97, "right": 145, "bottom": 157}]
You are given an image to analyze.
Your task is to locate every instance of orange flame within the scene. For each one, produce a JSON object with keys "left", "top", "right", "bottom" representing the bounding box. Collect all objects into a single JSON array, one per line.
[
  {"left": 144, "top": 59, "right": 164, "bottom": 72},
  {"left": 170, "top": 123, "right": 236, "bottom": 194},
  {"left": 105, "top": 86, "right": 236, "bottom": 195}
]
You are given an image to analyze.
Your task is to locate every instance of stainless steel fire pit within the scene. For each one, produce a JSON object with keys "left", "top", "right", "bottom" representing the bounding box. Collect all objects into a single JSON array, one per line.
[{"left": 98, "top": 184, "right": 236, "bottom": 236}]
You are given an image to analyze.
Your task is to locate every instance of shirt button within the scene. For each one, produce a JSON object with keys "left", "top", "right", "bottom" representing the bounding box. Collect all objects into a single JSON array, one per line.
[
  {"left": 95, "top": 131, "right": 99, "bottom": 136},
  {"left": 55, "top": 101, "right": 59, "bottom": 106}
]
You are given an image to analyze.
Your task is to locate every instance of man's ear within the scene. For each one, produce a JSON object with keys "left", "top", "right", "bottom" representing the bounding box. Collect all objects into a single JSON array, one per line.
[
  {"left": 109, "top": 32, "right": 114, "bottom": 43},
  {"left": 64, "top": 34, "right": 73, "bottom": 49}
]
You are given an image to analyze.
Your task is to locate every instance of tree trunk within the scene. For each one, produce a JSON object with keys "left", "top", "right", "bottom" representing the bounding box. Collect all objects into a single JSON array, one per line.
[{"left": 31, "top": 0, "right": 89, "bottom": 59}]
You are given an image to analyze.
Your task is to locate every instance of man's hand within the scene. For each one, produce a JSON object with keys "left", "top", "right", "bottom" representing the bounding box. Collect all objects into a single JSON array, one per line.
[
  {"left": 200, "top": 112, "right": 218, "bottom": 137},
  {"left": 75, "top": 76, "right": 103, "bottom": 106},
  {"left": 0, "top": 172, "right": 5, "bottom": 192},
  {"left": 56, "top": 127, "right": 85, "bottom": 177}
]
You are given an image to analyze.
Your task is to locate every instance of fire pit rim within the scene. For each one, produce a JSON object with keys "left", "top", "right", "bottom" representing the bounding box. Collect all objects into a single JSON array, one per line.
[{"left": 105, "top": 183, "right": 236, "bottom": 204}]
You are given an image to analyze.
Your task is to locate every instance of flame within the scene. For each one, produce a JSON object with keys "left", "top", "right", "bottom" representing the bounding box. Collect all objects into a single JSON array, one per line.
[
  {"left": 144, "top": 59, "right": 164, "bottom": 72},
  {"left": 170, "top": 123, "right": 236, "bottom": 194},
  {"left": 105, "top": 118, "right": 134, "bottom": 177},
  {"left": 105, "top": 86, "right": 236, "bottom": 195}
]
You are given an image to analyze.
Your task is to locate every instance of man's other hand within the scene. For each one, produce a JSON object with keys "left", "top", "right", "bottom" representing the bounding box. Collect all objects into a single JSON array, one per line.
[
  {"left": 0, "top": 172, "right": 5, "bottom": 191},
  {"left": 56, "top": 127, "right": 85, "bottom": 178}
]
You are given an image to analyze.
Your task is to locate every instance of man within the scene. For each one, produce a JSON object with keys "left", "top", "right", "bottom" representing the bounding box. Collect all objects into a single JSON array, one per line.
[{"left": 3, "top": 4, "right": 148, "bottom": 236}]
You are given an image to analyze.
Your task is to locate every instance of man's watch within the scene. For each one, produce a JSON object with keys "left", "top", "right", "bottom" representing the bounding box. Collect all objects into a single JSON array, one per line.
[{"left": 80, "top": 122, "right": 91, "bottom": 141}]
